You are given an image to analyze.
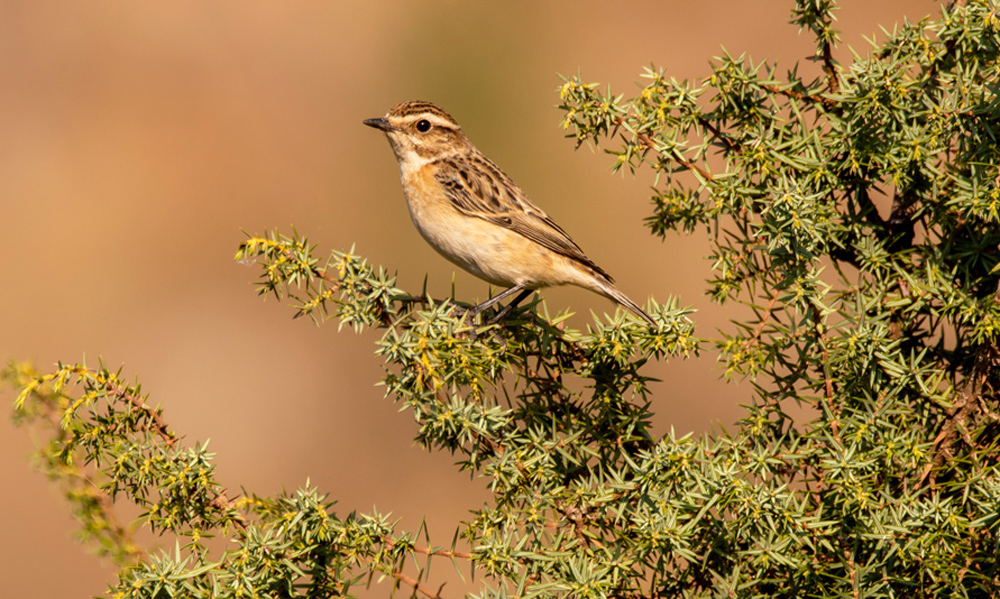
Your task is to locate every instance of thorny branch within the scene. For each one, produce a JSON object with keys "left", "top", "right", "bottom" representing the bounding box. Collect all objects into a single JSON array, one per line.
[
  {"left": 922, "top": 284, "right": 1000, "bottom": 484},
  {"left": 819, "top": 35, "right": 841, "bottom": 95},
  {"left": 28, "top": 379, "right": 144, "bottom": 564},
  {"left": 760, "top": 82, "right": 836, "bottom": 108},
  {"left": 615, "top": 116, "right": 714, "bottom": 181},
  {"left": 381, "top": 537, "right": 474, "bottom": 560},
  {"left": 109, "top": 380, "right": 178, "bottom": 450}
]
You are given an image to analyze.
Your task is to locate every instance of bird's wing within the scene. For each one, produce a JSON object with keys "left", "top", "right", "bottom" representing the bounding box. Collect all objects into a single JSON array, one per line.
[{"left": 434, "top": 153, "right": 613, "bottom": 281}]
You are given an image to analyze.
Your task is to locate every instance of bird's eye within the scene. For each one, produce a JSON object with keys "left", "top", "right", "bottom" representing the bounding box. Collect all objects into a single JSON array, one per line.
[{"left": 416, "top": 119, "right": 431, "bottom": 133}]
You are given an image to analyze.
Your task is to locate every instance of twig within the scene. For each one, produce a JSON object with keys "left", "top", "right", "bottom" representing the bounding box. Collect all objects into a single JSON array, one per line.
[
  {"left": 810, "top": 302, "right": 840, "bottom": 442},
  {"left": 101, "top": 375, "right": 248, "bottom": 528},
  {"left": 760, "top": 83, "right": 836, "bottom": 109},
  {"left": 111, "top": 381, "right": 178, "bottom": 449},
  {"left": 696, "top": 116, "right": 739, "bottom": 152},
  {"left": 920, "top": 282, "right": 1000, "bottom": 486},
  {"left": 615, "top": 117, "right": 714, "bottom": 181},
  {"left": 34, "top": 396, "right": 145, "bottom": 564},
  {"left": 381, "top": 537, "right": 474, "bottom": 560},
  {"left": 820, "top": 37, "right": 841, "bottom": 95}
]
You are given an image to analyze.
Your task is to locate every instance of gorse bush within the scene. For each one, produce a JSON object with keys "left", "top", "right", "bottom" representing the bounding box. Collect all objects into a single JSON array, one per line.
[{"left": 7, "top": 1, "right": 1000, "bottom": 597}]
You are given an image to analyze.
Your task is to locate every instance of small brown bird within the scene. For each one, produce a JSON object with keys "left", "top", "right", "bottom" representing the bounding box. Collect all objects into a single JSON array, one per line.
[{"left": 364, "top": 100, "right": 655, "bottom": 326}]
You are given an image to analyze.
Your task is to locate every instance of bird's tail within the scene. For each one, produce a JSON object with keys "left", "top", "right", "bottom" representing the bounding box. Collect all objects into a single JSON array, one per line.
[{"left": 594, "top": 280, "right": 657, "bottom": 327}]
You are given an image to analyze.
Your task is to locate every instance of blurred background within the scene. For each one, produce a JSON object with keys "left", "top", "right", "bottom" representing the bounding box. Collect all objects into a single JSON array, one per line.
[{"left": 1, "top": 1, "right": 933, "bottom": 596}]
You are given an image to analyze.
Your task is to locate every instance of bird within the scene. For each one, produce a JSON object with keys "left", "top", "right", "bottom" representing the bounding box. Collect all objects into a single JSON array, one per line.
[{"left": 363, "top": 100, "right": 656, "bottom": 327}]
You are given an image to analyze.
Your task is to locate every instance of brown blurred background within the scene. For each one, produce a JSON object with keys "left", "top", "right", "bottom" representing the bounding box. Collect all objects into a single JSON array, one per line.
[{"left": 0, "top": 1, "right": 933, "bottom": 596}]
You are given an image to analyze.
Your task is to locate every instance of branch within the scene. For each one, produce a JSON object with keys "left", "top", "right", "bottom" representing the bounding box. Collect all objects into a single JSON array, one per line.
[
  {"left": 819, "top": 37, "right": 841, "bottom": 94},
  {"left": 760, "top": 82, "right": 836, "bottom": 108},
  {"left": 920, "top": 282, "right": 1000, "bottom": 485},
  {"left": 97, "top": 371, "right": 249, "bottom": 528},
  {"left": 110, "top": 380, "right": 178, "bottom": 449},
  {"left": 696, "top": 115, "right": 740, "bottom": 152},
  {"left": 615, "top": 117, "right": 714, "bottom": 182},
  {"left": 381, "top": 537, "right": 474, "bottom": 560},
  {"left": 810, "top": 301, "right": 841, "bottom": 443},
  {"left": 32, "top": 390, "right": 145, "bottom": 565}
]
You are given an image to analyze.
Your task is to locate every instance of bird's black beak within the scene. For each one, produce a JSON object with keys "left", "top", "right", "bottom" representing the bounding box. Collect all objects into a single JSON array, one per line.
[{"left": 363, "top": 117, "right": 397, "bottom": 132}]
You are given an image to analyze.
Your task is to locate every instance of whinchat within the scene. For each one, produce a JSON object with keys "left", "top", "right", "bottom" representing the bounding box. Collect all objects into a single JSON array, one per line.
[{"left": 364, "top": 100, "right": 656, "bottom": 326}]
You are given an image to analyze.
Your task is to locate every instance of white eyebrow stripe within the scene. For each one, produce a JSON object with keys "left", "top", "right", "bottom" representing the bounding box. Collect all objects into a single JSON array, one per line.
[{"left": 400, "top": 114, "right": 460, "bottom": 129}]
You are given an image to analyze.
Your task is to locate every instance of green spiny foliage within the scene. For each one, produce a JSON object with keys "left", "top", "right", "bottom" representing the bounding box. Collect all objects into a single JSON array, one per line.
[
  {"left": 7, "top": 231, "right": 696, "bottom": 598},
  {"left": 7, "top": 1, "right": 1000, "bottom": 598},
  {"left": 555, "top": 0, "right": 1000, "bottom": 595}
]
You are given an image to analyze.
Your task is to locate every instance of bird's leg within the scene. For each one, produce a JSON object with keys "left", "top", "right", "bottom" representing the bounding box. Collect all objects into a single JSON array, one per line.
[
  {"left": 470, "top": 286, "right": 534, "bottom": 326},
  {"left": 471, "top": 285, "right": 527, "bottom": 314}
]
